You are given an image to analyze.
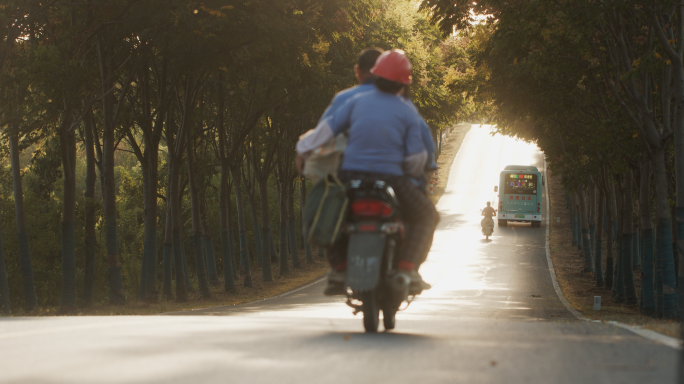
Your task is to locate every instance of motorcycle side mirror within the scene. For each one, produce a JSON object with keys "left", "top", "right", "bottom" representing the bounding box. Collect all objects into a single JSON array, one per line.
[{"left": 494, "top": 186, "right": 498, "bottom": 192}]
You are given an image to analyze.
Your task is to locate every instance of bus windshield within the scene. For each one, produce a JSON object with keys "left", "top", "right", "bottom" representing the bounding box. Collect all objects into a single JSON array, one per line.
[{"left": 504, "top": 173, "right": 537, "bottom": 195}]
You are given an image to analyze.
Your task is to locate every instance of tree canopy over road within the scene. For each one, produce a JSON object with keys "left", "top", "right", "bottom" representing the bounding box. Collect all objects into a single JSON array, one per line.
[
  {"left": 0, "top": 0, "right": 470, "bottom": 313},
  {"left": 422, "top": 0, "right": 684, "bottom": 319}
]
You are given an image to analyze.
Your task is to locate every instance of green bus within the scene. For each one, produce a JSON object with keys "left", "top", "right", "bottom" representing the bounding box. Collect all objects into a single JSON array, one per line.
[{"left": 495, "top": 165, "right": 543, "bottom": 227}]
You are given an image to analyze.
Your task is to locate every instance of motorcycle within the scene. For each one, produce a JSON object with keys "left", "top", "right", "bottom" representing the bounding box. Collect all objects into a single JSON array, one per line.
[
  {"left": 341, "top": 179, "right": 419, "bottom": 332},
  {"left": 481, "top": 216, "right": 494, "bottom": 240}
]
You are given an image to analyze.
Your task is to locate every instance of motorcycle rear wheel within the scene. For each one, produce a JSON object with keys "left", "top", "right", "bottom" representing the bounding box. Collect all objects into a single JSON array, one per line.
[{"left": 362, "top": 291, "right": 379, "bottom": 333}]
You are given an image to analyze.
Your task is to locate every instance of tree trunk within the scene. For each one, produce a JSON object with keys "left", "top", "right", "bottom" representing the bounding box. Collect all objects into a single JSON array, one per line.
[
  {"left": 614, "top": 179, "right": 625, "bottom": 301},
  {"left": 595, "top": 186, "right": 605, "bottom": 287},
  {"left": 575, "top": 194, "right": 583, "bottom": 250},
  {"left": 231, "top": 166, "right": 252, "bottom": 288},
  {"left": 299, "top": 176, "right": 313, "bottom": 263},
  {"left": 670, "top": 197, "right": 678, "bottom": 291},
  {"left": 258, "top": 177, "right": 274, "bottom": 282},
  {"left": 82, "top": 108, "right": 98, "bottom": 306},
  {"left": 621, "top": 170, "right": 638, "bottom": 305},
  {"left": 246, "top": 184, "right": 263, "bottom": 265},
  {"left": 269, "top": 224, "right": 278, "bottom": 263},
  {"left": 578, "top": 190, "right": 593, "bottom": 272},
  {"left": 162, "top": 190, "right": 174, "bottom": 300},
  {"left": 653, "top": 148, "right": 678, "bottom": 317},
  {"left": 9, "top": 133, "right": 37, "bottom": 311},
  {"left": 640, "top": 159, "right": 655, "bottom": 315},
  {"left": 58, "top": 125, "right": 77, "bottom": 312},
  {"left": 139, "top": 143, "right": 160, "bottom": 301},
  {"left": 589, "top": 185, "right": 597, "bottom": 258},
  {"left": 0, "top": 199, "right": 10, "bottom": 314},
  {"left": 570, "top": 194, "right": 577, "bottom": 246},
  {"left": 186, "top": 144, "right": 212, "bottom": 298},
  {"left": 219, "top": 161, "right": 237, "bottom": 292},
  {"left": 100, "top": 43, "right": 126, "bottom": 305},
  {"left": 287, "top": 182, "right": 301, "bottom": 269},
  {"left": 200, "top": 198, "right": 220, "bottom": 286},
  {"left": 226, "top": 186, "right": 238, "bottom": 279},
  {"left": 168, "top": 151, "right": 188, "bottom": 302},
  {"left": 215, "top": 86, "right": 238, "bottom": 283},
  {"left": 633, "top": 222, "right": 641, "bottom": 268},
  {"left": 605, "top": 182, "right": 615, "bottom": 290},
  {"left": 278, "top": 174, "right": 290, "bottom": 275}
]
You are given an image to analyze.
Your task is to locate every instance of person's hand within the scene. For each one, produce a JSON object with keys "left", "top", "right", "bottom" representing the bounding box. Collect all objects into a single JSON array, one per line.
[{"left": 295, "top": 154, "right": 305, "bottom": 174}]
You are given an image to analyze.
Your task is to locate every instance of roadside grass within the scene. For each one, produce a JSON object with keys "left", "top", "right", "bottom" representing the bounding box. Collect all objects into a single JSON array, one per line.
[
  {"left": 17, "top": 123, "right": 470, "bottom": 317},
  {"left": 547, "top": 172, "right": 680, "bottom": 338}
]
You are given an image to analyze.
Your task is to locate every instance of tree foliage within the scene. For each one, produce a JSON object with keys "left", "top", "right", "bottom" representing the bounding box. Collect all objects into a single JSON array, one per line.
[{"left": 0, "top": 0, "right": 470, "bottom": 311}]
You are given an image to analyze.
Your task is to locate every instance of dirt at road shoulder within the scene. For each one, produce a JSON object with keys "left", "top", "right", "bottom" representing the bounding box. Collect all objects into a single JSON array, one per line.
[
  {"left": 429, "top": 123, "right": 470, "bottom": 205},
  {"left": 547, "top": 171, "right": 680, "bottom": 338}
]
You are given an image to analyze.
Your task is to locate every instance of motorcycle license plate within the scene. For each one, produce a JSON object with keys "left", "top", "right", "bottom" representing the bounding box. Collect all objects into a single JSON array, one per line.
[
  {"left": 346, "top": 233, "right": 385, "bottom": 292},
  {"left": 515, "top": 214, "right": 525, "bottom": 218}
]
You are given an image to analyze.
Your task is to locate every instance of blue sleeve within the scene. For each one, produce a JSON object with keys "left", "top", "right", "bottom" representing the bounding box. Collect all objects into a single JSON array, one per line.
[
  {"left": 404, "top": 112, "right": 426, "bottom": 155},
  {"left": 420, "top": 118, "right": 435, "bottom": 153},
  {"left": 402, "top": 98, "right": 434, "bottom": 154},
  {"left": 320, "top": 93, "right": 344, "bottom": 122},
  {"left": 329, "top": 95, "right": 356, "bottom": 135}
]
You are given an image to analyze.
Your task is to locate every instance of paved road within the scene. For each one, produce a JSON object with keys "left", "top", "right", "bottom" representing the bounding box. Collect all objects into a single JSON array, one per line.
[{"left": 0, "top": 126, "right": 678, "bottom": 383}]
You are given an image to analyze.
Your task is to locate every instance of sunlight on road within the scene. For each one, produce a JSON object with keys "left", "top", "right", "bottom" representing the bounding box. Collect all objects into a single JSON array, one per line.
[
  {"left": 245, "top": 125, "right": 546, "bottom": 321},
  {"left": 416, "top": 125, "right": 542, "bottom": 296}
]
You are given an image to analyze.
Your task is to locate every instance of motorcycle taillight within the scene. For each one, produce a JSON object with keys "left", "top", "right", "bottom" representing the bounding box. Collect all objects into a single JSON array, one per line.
[{"left": 351, "top": 199, "right": 393, "bottom": 218}]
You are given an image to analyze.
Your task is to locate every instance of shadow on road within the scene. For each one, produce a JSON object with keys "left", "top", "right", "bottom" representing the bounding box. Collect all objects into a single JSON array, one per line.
[{"left": 303, "top": 330, "right": 438, "bottom": 347}]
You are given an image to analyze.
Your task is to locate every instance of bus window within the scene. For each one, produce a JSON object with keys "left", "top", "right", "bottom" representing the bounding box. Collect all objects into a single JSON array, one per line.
[{"left": 504, "top": 173, "right": 538, "bottom": 195}]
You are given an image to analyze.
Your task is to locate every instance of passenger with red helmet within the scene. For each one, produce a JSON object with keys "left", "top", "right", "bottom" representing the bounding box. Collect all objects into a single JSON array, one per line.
[{"left": 297, "top": 49, "right": 440, "bottom": 294}]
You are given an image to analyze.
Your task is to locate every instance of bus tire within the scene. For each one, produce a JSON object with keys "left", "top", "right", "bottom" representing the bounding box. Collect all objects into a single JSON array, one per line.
[
  {"left": 531, "top": 221, "right": 541, "bottom": 228},
  {"left": 498, "top": 220, "right": 507, "bottom": 227}
]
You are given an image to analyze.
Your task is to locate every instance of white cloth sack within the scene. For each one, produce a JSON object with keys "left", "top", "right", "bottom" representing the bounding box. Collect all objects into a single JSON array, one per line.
[{"left": 302, "top": 133, "right": 347, "bottom": 184}]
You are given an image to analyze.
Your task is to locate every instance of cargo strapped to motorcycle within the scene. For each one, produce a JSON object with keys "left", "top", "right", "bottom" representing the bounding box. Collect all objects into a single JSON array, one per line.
[{"left": 304, "top": 173, "right": 349, "bottom": 246}]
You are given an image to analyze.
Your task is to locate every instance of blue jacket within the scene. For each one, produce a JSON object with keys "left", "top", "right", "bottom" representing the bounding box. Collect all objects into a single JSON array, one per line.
[
  {"left": 320, "top": 79, "right": 376, "bottom": 122},
  {"left": 330, "top": 87, "right": 426, "bottom": 176}
]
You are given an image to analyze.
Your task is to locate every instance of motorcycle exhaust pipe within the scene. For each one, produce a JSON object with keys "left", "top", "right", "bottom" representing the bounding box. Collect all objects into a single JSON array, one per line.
[{"left": 389, "top": 271, "right": 410, "bottom": 302}]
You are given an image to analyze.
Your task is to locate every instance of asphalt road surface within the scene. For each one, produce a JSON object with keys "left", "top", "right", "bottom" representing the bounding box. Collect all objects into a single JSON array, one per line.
[{"left": 0, "top": 126, "right": 678, "bottom": 383}]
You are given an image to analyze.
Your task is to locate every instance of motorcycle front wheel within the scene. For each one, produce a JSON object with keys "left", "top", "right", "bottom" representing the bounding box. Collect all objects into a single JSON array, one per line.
[{"left": 362, "top": 291, "right": 379, "bottom": 333}]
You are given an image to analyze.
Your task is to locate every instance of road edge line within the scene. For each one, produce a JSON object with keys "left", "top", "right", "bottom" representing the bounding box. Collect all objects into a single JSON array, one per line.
[
  {"left": 162, "top": 278, "right": 327, "bottom": 315},
  {"left": 542, "top": 157, "right": 682, "bottom": 350},
  {"left": 259, "top": 277, "right": 327, "bottom": 301}
]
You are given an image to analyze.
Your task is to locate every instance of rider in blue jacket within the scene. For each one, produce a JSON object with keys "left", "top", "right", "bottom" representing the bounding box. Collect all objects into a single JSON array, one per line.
[{"left": 297, "top": 50, "right": 439, "bottom": 295}]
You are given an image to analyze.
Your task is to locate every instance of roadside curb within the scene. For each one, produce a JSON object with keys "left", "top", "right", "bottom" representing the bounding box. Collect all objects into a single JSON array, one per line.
[{"left": 542, "top": 158, "right": 682, "bottom": 351}]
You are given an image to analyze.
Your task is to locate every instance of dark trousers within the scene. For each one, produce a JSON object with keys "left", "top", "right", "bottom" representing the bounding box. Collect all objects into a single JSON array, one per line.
[{"left": 328, "top": 171, "right": 439, "bottom": 269}]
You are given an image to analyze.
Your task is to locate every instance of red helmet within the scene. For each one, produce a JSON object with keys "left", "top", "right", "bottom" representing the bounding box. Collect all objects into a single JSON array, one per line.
[{"left": 370, "top": 49, "right": 412, "bottom": 85}]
